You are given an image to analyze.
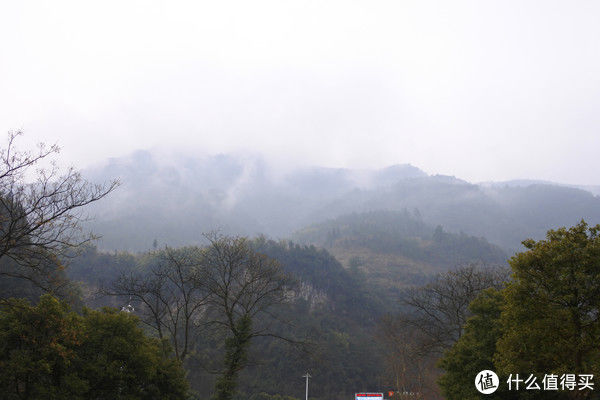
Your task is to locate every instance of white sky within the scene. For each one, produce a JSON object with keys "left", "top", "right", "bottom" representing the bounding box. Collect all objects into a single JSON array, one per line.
[{"left": 1, "top": 0, "right": 599, "bottom": 184}]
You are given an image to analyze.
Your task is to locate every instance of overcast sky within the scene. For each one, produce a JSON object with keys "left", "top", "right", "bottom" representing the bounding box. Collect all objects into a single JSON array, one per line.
[{"left": 1, "top": 1, "right": 599, "bottom": 184}]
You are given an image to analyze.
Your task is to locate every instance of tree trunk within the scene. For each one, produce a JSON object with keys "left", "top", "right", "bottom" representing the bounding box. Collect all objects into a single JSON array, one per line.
[{"left": 212, "top": 316, "right": 252, "bottom": 400}]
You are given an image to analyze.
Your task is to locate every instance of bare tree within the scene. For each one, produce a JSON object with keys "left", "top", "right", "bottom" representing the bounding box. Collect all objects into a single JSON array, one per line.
[
  {"left": 105, "top": 233, "right": 296, "bottom": 398},
  {"left": 107, "top": 247, "right": 209, "bottom": 362},
  {"left": 377, "top": 264, "right": 509, "bottom": 399},
  {"left": 378, "top": 315, "right": 436, "bottom": 400},
  {"left": 0, "top": 131, "right": 118, "bottom": 291},
  {"left": 198, "top": 233, "right": 292, "bottom": 400},
  {"left": 399, "top": 264, "right": 508, "bottom": 353}
]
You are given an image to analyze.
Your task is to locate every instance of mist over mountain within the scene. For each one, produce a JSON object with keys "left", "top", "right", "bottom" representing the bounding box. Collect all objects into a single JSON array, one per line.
[
  {"left": 84, "top": 150, "right": 600, "bottom": 253},
  {"left": 480, "top": 179, "right": 600, "bottom": 197}
]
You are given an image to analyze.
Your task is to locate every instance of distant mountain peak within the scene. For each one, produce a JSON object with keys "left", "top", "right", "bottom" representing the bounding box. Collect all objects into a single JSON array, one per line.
[{"left": 82, "top": 149, "right": 600, "bottom": 253}]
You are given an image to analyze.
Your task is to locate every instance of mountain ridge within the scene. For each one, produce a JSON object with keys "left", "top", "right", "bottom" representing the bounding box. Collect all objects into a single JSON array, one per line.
[{"left": 82, "top": 150, "right": 600, "bottom": 254}]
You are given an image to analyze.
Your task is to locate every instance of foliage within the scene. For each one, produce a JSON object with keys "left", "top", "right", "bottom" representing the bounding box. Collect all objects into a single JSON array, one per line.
[
  {"left": 67, "top": 244, "right": 137, "bottom": 287},
  {"left": 252, "top": 237, "right": 381, "bottom": 317},
  {"left": 294, "top": 210, "right": 507, "bottom": 269},
  {"left": 437, "top": 288, "right": 520, "bottom": 400},
  {"left": 97, "top": 234, "right": 298, "bottom": 399},
  {"left": 69, "top": 239, "right": 387, "bottom": 400},
  {"left": 378, "top": 265, "right": 508, "bottom": 398},
  {"left": 0, "top": 294, "right": 85, "bottom": 399},
  {"left": 213, "top": 315, "right": 253, "bottom": 400},
  {"left": 200, "top": 234, "right": 293, "bottom": 400},
  {"left": 107, "top": 246, "right": 208, "bottom": 362},
  {"left": 0, "top": 294, "right": 188, "bottom": 400},
  {"left": 81, "top": 151, "right": 600, "bottom": 253},
  {"left": 495, "top": 220, "right": 600, "bottom": 381},
  {"left": 439, "top": 221, "right": 600, "bottom": 400}
]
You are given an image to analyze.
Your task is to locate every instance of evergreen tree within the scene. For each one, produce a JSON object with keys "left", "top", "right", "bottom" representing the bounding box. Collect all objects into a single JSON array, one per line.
[
  {"left": 495, "top": 221, "right": 600, "bottom": 399},
  {"left": 0, "top": 295, "right": 188, "bottom": 400}
]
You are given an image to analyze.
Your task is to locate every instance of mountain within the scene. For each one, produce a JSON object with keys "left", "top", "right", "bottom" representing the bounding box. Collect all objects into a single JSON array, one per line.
[
  {"left": 82, "top": 151, "right": 429, "bottom": 250},
  {"left": 66, "top": 240, "right": 387, "bottom": 400},
  {"left": 312, "top": 177, "right": 600, "bottom": 253},
  {"left": 481, "top": 179, "right": 600, "bottom": 197},
  {"left": 292, "top": 210, "right": 507, "bottom": 297},
  {"left": 83, "top": 150, "right": 600, "bottom": 254}
]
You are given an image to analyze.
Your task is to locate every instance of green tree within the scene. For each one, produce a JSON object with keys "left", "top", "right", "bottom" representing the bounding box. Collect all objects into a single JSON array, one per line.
[
  {"left": 0, "top": 295, "right": 86, "bottom": 399},
  {"left": 438, "top": 288, "right": 522, "bottom": 400},
  {"left": 0, "top": 295, "right": 188, "bottom": 400},
  {"left": 440, "top": 221, "right": 600, "bottom": 400},
  {"left": 77, "top": 307, "right": 189, "bottom": 400},
  {"left": 494, "top": 221, "right": 600, "bottom": 398},
  {"left": 213, "top": 315, "right": 253, "bottom": 400}
]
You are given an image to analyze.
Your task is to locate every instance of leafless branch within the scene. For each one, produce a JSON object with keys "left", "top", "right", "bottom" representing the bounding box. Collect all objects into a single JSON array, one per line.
[{"left": 0, "top": 131, "right": 119, "bottom": 292}]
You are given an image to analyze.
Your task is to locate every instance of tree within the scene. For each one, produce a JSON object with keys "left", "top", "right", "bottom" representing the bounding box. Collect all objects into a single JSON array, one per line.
[
  {"left": 78, "top": 306, "right": 189, "bottom": 400},
  {"left": 0, "top": 295, "right": 188, "bottom": 400},
  {"left": 378, "top": 314, "right": 437, "bottom": 399},
  {"left": 108, "top": 247, "right": 209, "bottom": 362},
  {"left": 377, "top": 265, "right": 508, "bottom": 398},
  {"left": 399, "top": 264, "right": 508, "bottom": 353},
  {"left": 494, "top": 221, "right": 600, "bottom": 399},
  {"left": 198, "top": 233, "right": 292, "bottom": 400},
  {"left": 0, "top": 294, "right": 85, "bottom": 399},
  {"left": 105, "top": 235, "right": 296, "bottom": 399},
  {"left": 0, "top": 131, "right": 118, "bottom": 292},
  {"left": 439, "top": 221, "right": 600, "bottom": 400},
  {"left": 437, "top": 288, "right": 521, "bottom": 400}
]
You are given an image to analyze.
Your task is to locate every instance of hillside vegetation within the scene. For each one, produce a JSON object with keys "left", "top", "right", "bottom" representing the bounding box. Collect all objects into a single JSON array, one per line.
[
  {"left": 82, "top": 151, "right": 600, "bottom": 253},
  {"left": 293, "top": 210, "right": 507, "bottom": 296},
  {"left": 66, "top": 239, "right": 387, "bottom": 400}
]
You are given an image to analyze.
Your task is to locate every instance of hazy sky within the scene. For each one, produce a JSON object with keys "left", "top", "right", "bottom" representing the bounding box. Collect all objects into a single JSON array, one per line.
[{"left": 1, "top": 1, "right": 599, "bottom": 184}]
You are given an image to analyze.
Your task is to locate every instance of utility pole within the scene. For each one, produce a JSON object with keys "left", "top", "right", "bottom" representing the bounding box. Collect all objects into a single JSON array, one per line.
[{"left": 302, "top": 372, "right": 311, "bottom": 400}]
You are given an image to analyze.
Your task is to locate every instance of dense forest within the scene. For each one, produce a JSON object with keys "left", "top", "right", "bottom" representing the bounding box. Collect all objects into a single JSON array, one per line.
[
  {"left": 82, "top": 151, "right": 600, "bottom": 254},
  {"left": 293, "top": 210, "right": 507, "bottom": 299},
  {"left": 65, "top": 239, "right": 390, "bottom": 399},
  {"left": 2, "top": 135, "right": 600, "bottom": 400},
  {"left": 4, "top": 1, "right": 600, "bottom": 398}
]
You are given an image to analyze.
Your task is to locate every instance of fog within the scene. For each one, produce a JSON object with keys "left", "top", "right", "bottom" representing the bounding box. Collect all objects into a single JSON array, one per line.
[
  {"left": 1, "top": 1, "right": 599, "bottom": 184},
  {"left": 2, "top": 5, "right": 600, "bottom": 397}
]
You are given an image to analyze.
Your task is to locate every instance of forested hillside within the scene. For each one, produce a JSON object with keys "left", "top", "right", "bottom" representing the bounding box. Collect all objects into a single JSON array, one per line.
[
  {"left": 3, "top": 137, "right": 598, "bottom": 399},
  {"left": 5, "top": 2, "right": 600, "bottom": 398},
  {"left": 293, "top": 210, "right": 507, "bottom": 297},
  {"left": 63, "top": 208, "right": 515, "bottom": 400},
  {"left": 83, "top": 151, "right": 600, "bottom": 254},
  {"left": 66, "top": 240, "right": 388, "bottom": 400},
  {"left": 311, "top": 177, "right": 600, "bottom": 253}
]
